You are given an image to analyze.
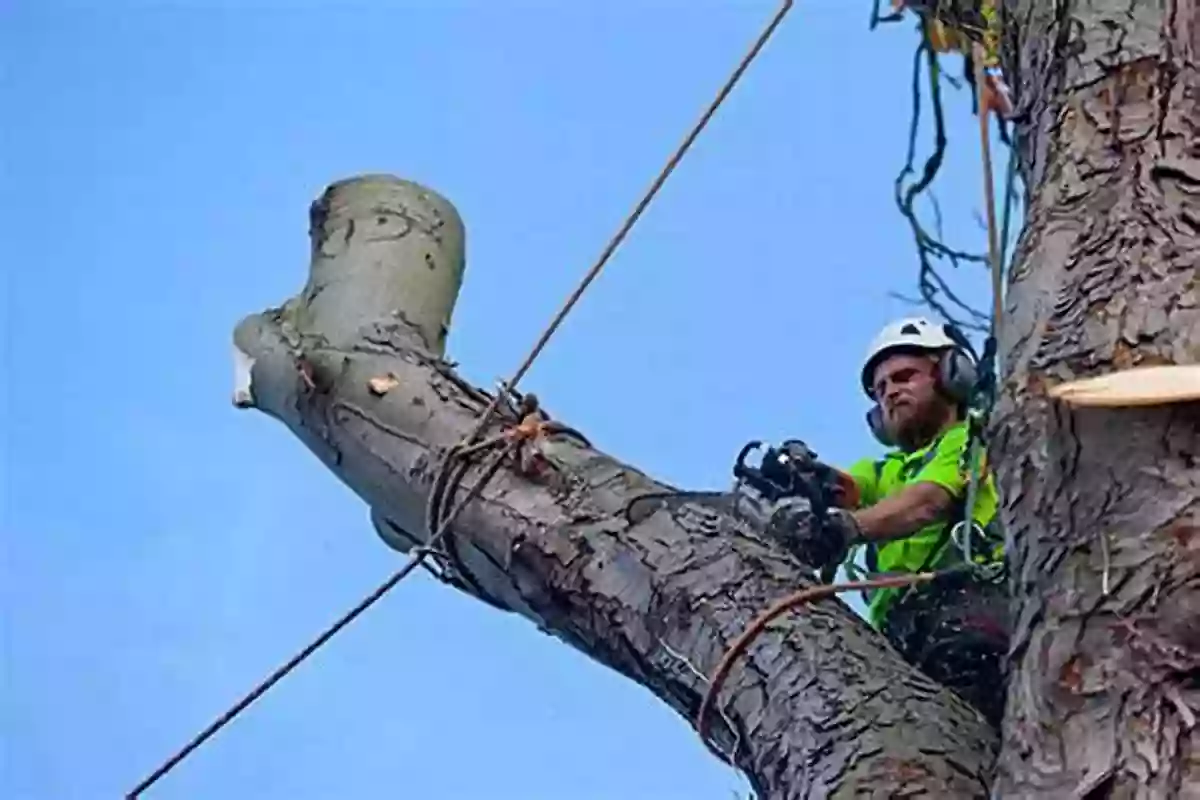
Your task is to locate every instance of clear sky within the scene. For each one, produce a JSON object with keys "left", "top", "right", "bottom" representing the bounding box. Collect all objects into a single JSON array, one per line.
[{"left": 4, "top": 2, "right": 999, "bottom": 798}]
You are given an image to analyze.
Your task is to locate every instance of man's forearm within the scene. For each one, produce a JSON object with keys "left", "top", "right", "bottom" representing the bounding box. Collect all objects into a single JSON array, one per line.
[{"left": 851, "top": 482, "right": 954, "bottom": 542}]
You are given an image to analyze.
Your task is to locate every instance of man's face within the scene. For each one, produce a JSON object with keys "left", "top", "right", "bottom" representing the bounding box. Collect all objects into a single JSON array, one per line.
[{"left": 870, "top": 351, "right": 945, "bottom": 440}]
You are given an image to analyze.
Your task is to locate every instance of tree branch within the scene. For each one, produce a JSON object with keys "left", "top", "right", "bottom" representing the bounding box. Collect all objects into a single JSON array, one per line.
[
  {"left": 232, "top": 175, "right": 998, "bottom": 799},
  {"left": 890, "top": 31, "right": 992, "bottom": 332}
]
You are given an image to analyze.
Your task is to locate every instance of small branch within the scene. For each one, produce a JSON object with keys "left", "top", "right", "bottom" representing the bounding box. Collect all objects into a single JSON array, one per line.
[
  {"left": 892, "top": 29, "right": 991, "bottom": 331},
  {"left": 870, "top": 0, "right": 905, "bottom": 28}
]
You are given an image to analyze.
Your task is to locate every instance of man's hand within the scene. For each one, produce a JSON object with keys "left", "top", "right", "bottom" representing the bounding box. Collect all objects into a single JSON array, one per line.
[{"left": 765, "top": 499, "right": 861, "bottom": 571}]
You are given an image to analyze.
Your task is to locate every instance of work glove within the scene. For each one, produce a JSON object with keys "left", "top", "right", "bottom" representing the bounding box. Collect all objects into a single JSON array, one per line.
[{"left": 765, "top": 499, "right": 861, "bottom": 571}]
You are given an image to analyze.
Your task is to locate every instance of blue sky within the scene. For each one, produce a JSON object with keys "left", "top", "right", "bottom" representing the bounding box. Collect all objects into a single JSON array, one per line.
[{"left": 4, "top": 3, "right": 1000, "bottom": 798}]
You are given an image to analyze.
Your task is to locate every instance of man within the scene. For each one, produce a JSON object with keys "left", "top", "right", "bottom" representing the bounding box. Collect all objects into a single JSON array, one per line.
[
  {"left": 846, "top": 317, "right": 1001, "bottom": 613},
  {"left": 779, "top": 316, "right": 1010, "bottom": 724}
]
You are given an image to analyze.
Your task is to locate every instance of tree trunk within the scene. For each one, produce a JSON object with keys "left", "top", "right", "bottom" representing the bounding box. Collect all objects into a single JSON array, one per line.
[
  {"left": 232, "top": 175, "right": 998, "bottom": 799},
  {"left": 990, "top": 1, "right": 1200, "bottom": 797}
]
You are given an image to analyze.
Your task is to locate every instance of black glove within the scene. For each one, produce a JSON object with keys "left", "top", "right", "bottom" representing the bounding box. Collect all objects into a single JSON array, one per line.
[
  {"left": 765, "top": 500, "right": 860, "bottom": 571},
  {"left": 824, "top": 508, "right": 863, "bottom": 561}
]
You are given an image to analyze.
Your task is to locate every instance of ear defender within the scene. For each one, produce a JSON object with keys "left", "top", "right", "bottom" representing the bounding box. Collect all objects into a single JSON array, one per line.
[
  {"left": 866, "top": 405, "right": 894, "bottom": 447},
  {"left": 936, "top": 323, "right": 980, "bottom": 403},
  {"left": 936, "top": 346, "right": 979, "bottom": 403}
]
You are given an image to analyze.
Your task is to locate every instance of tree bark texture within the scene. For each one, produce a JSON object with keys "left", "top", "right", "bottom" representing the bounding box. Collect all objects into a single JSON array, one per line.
[
  {"left": 992, "top": 2, "right": 1199, "bottom": 797},
  {"left": 232, "top": 176, "right": 999, "bottom": 799}
]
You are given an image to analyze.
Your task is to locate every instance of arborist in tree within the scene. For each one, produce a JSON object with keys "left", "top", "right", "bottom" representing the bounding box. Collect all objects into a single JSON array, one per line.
[
  {"left": 753, "top": 316, "right": 1011, "bottom": 725},
  {"left": 840, "top": 316, "right": 1009, "bottom": 724}
]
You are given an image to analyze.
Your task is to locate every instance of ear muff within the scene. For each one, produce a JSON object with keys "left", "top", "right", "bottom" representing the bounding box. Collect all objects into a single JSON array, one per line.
[
  {"left": 935, "top": 323, "right": 981, "bottom": 403},
  {"left": 866, "top": 404, "right": 894, "bottom": 447},
  {"left": 935, "top": 347, "right": 979, "bottom": 403}
]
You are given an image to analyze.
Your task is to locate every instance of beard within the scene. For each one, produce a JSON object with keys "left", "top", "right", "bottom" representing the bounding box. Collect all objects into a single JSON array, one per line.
[{"left": 885, "top": 400, "right": 952, "bottom": 450}]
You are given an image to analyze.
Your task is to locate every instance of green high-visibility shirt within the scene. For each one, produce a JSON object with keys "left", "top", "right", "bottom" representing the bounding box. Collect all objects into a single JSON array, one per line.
[{"left": 845, "top": 421, "right": 1000, "bottom": 627}]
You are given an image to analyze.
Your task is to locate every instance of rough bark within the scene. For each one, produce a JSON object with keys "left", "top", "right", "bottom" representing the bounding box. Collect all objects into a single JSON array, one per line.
[
  {"left": 232, "top": 175, "right": 998, "bottom": 799},
  {"left": 991, "top": 2, "right": 1200, "bottom": 797}
]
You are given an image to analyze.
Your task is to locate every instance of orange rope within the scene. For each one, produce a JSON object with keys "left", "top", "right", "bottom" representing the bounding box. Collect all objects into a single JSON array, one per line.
[
  {"left": 973, "top": 42, "right": 1004, "bottom": 333},
  {"left": 696, "top": 571, "right": 938, "bottom": 763}
]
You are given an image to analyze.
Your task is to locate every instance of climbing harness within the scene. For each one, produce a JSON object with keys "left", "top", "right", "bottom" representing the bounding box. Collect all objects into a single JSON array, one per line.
[
  {"left": 949, "top": 337, "right": 1001, "bottom": 572},
  {"left": 125, "top": 4, "right": 795, "bottom": 797}
]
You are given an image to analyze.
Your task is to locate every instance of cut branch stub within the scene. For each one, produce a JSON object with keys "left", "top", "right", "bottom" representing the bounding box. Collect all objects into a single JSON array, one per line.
[
  {"left": 1048, "top": 365, "right": 1200, "bottom": 408},
  {"left": 298, "top": 174, "right": 466, "bottom": 355}
]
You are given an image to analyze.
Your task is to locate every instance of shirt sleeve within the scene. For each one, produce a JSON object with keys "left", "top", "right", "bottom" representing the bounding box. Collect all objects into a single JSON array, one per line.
[
  {"left": 910, "top": 424, "right": 971, "bottom": 499},
  {"left": 844, "top": 457, "right": 880, "bottom": 509}
]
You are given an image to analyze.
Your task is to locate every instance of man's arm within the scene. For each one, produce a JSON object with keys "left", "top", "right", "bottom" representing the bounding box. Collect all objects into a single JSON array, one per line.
[
  {"left": 848, "top": 424, "right": 971, "bottom": 543},
  {"left": 850, "top": 481, "right": 955, "bottom": 541}
]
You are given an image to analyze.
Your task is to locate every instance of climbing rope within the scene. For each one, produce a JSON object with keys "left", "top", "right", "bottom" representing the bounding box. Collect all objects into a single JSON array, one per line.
[
  {"left": 949, "top": 38, "right": 1006, "bottom": 567},
  {"left": 126, "top": 4, "right": 794, "bottom": 797},
  {"left": 695, "top": 19, "right": 1011, "bottom": 765},
  {"left": 124, "top": 431, "right": 523, "bottom": 800},
  {"left": 696, "top": 566, "right": 982, "bottom": 763},
  {"left": 973, "top": 40, "right": 1005, "bottom": 333}
]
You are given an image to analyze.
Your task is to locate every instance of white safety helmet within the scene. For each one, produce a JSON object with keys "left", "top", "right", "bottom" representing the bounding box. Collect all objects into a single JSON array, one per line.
[{"left": 860, "top": 316, "right": 959, "bottom": 397}]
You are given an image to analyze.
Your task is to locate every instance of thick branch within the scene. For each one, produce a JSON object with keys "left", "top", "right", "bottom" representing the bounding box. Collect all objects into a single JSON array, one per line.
[{"left": 232, "top": 175, "right": 997, "bottom": 799}]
